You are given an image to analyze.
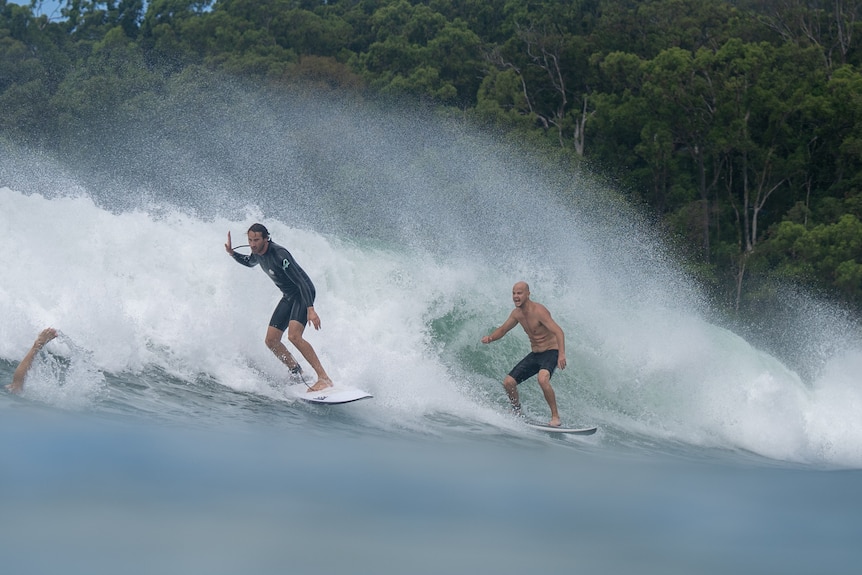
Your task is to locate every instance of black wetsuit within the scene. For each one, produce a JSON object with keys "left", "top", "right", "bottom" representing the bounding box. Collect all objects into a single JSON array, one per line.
[{"left": 232, "top": 240, "right": 316, "bottom": 331}]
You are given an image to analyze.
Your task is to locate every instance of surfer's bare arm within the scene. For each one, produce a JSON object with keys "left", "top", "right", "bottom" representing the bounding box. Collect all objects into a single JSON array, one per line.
[
  {"left": 482, "top": 314, "right": 518, "bottom": 344},
  {"left": 539, "top": 308, "right": 567, "bottom": 369},
  {"left": 6, "top": 328, "right": 58, "bottom": 394}
]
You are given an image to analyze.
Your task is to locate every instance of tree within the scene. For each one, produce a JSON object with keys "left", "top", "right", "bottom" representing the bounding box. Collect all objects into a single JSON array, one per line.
[
  {"left": 355, "top": 2, "right": 482, "bottom": 104},
  {"left": 482, "top": 1, "right": 596, "bottom": 154},
  {"left": 745, "top": 0, "right": 862, "bottom": 69},
  {"left": 640, "top": 47, "right": 721, "bottom": 258},
  {"left": 764, "top": 214, "right": 862, "bottom": 303},
  {"left": 707, "top": 40, "right": 815, "bottom": 309}
]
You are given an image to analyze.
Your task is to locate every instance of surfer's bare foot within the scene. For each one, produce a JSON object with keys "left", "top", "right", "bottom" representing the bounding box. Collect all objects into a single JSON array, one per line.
[
  {"left": 548, "top": 417, "right": 562, "bottom": 427},
  {"left": 307, "top": 379, "right": 333, "bottom": 393}
]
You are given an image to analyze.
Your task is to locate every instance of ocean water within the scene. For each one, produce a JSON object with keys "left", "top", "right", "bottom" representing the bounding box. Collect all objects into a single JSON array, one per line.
[{"left": 2, "top": 86, "right": 862, "bottom": 574}]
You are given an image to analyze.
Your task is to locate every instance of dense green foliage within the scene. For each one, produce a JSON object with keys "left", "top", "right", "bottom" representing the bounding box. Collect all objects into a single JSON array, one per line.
[{"left": 3, "top": 0, "right": 862, "bottom": 316}]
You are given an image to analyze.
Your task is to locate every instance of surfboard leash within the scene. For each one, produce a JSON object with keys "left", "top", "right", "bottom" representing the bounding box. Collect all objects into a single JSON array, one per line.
[{"left": 291, "top": 365, "right": 312, "bottom": 388}]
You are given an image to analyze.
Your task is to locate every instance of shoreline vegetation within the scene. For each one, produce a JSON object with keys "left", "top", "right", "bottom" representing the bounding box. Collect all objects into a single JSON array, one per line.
[{"left": 3, "top": 0, "right": 862, "bottom": 325}]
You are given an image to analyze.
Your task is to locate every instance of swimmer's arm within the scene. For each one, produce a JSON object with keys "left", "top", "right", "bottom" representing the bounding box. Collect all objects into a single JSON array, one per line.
[
  {"left": 7, "top": 328, "right": 58, "bottom": 394},
  {"left": 481, "top": 313, "right": 518, "bottom": 344}
]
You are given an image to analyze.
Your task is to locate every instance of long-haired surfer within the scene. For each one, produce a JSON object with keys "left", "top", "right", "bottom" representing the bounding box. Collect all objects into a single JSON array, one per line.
[
  {"left": 481, "top": 282, "right": 566, "bottom": 427},
  {"left": 226, "top": 223, "right": 333, "bottom": 392}
]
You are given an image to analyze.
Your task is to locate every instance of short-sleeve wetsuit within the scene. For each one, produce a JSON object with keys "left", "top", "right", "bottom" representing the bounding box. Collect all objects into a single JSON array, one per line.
[{"left": 232, "top": 240, "right": 317, "bottom": 331}]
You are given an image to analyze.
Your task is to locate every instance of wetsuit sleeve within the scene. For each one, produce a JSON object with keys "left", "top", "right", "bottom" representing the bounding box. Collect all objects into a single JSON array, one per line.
[
  {"left": 287, "top": 263, "right": 315, "bottom": 308},
  {"left": 232, "top": 253, "right": 257, "bottom": 268},
  {"left": 272, "top": 245, "right": 316, "bottom": 307}
]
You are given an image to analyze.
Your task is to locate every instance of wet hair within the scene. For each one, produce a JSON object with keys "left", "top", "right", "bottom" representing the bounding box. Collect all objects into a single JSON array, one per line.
[{"left": 247, "top": 223, "right": 270, "bottom": 240}]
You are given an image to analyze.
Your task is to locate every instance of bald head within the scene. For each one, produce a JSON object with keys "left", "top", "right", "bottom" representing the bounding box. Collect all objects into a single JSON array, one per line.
[{"left": 512, "top": 281, "right": 531, "bottom": 307}]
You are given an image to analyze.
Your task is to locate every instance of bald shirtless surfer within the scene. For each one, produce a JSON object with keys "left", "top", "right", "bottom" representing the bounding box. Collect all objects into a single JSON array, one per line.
[
  {"left": 226, "top": 223, "right": 333, "bottom": 392},
  {"left": 481, "top": 282, "right": 566, "bottom": 427}
]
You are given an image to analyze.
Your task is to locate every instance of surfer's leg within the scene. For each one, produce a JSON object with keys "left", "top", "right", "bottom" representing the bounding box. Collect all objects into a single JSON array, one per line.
[
  {"left": 266, "top": 298, "right": 302, "bottom": 371},
  {"left": 537, "top": 369, "right": 561, "bottom": 427},
  {"left": 286, "top": 320, "right": 332, "bottom": 391},
  {"left": 506, "top": 354, "right": 538, "bottom": 416},
  {"left": 264, "top": 326, "right": 301, "bottom": 371},
  {"left": 503, "top": 375, "right": 522, "bottom": 415}
]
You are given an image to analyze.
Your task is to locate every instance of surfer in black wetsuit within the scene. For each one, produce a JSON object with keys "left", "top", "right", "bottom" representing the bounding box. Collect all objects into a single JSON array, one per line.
[{"left": 226, "top": 223, "right": 333, "bottom": 392}]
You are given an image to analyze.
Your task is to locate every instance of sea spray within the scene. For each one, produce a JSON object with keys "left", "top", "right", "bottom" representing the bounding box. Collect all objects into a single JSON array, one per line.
[{"left": 1, "top": 81, "right": 860, "bottom": 465}]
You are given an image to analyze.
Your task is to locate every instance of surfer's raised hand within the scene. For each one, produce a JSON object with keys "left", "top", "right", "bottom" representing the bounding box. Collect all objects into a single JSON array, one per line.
[
  {"left": 308, "top": 307, "right": 321, "bottom": 330},
  {"left": 225, "top": 231, "right": 234, "bottom": 255}
]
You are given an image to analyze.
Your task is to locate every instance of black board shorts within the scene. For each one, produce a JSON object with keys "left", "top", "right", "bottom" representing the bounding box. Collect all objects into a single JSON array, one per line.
[
  {"left": 508, "top": 349, "right": 560, "bottom": 384},
  {"left": 269, "top": 295, "right": 309, "bottom": 331}
]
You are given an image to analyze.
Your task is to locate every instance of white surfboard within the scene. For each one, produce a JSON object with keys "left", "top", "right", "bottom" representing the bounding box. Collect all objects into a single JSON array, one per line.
[
  {"left": 526, "top": 421, "right": 597, "bottom": 435},
  {"left": 285, "top": 381, "right": 372, "bottom": 405}
]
